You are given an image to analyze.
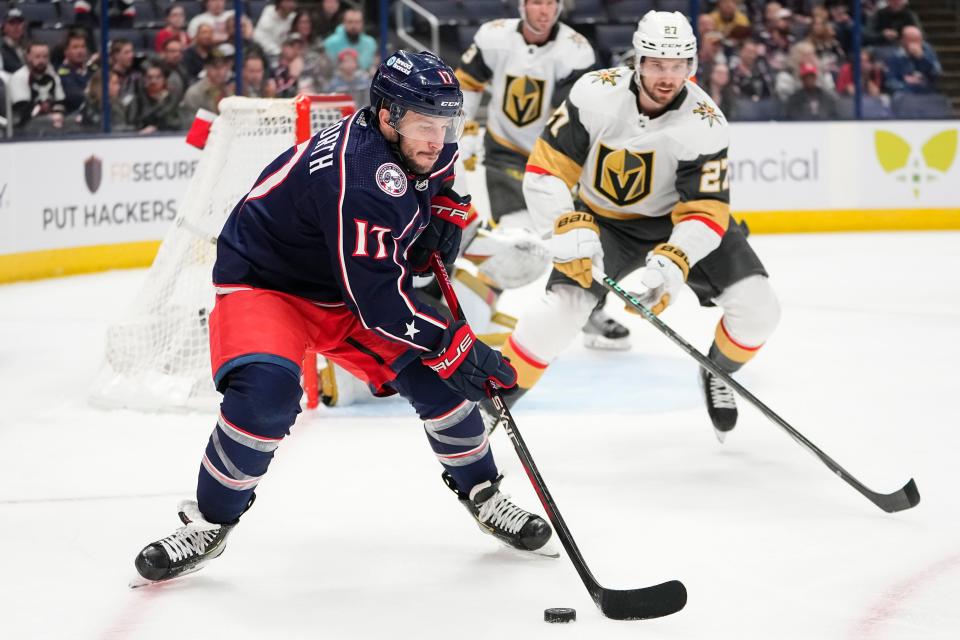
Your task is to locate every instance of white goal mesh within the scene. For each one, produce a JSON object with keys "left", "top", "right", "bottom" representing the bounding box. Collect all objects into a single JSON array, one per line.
[{"left": 90, "top": 95, "right": 355, "bottom": 412}]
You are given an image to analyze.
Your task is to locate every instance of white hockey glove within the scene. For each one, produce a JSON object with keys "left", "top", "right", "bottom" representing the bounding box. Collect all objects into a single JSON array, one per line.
[
  {"left": 550, "top": 211, "right": 603, "bottom": 288},
  {"left": 460, "top": 120, "right": 481, "bottom": 171},
  {"left": 631, "top": 243, "right": 689, "bottom": 315}
]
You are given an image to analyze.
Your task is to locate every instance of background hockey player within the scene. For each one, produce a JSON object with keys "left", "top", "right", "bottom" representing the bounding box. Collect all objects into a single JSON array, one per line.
[
  {"left": 133, "top": 50, "right": 553, "bottom": 585},
  {"left": 489, "top": 11, "right": 781, "bottom": 440},
  {"left": 453, "top": 0, "right": 632, "bottom": 350}
]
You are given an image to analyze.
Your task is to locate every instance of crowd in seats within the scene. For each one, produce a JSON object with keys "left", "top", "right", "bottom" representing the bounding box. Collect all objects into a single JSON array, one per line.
[
  {"left": 0, "top": 0, "right": 378, "bottom": 137},
  {"left": 692, "top": 0, "right": 950, "bottom": 120}
]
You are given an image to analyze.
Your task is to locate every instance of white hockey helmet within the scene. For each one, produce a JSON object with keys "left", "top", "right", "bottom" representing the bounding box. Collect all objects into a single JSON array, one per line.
[
  {"left": 518, "top": 0, "right": 564, "bottom": 35},
  {"left": 632, "top": 10, "right": 698, "bottom": 80}
]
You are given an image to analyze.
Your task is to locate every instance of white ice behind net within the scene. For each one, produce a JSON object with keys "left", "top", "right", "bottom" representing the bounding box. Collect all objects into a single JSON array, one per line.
[{"left": 90, "top": 96, "right": 353, "bottom": 412}]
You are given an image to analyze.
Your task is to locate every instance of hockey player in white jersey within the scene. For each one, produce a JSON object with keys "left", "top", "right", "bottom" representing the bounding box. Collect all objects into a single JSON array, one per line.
[
  {"left": 490, "top": 11, "right": 781, "bottom": 440},
  {"left": 453, "top": 0, "right": 633, "bottom": 350}
]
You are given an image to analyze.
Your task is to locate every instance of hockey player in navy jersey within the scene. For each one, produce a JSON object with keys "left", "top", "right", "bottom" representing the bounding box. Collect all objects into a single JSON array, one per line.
[{"left": 133, "top": 50, "right": 553, "bottom": 585}]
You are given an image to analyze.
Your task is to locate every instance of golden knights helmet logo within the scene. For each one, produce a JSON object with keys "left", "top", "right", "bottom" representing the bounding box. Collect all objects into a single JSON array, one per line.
[
  {"left": 502, "top": 75, "right": 545, "bottom": 127},
  {"left": 593, "top": 144, "right": 654, "bottom": 206}
]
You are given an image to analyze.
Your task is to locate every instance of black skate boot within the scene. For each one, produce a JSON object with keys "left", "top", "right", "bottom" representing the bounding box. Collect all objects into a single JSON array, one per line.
[
  {"left": 133, "top": 500, "right": 236, "bottom": 585},
  {"left": 582, "top": 306, "right": 631, "bottom": 351},
  {"left": 443, "top": 472, "right": 553, "bottom": 555},
  {"left": 700, "top": 367, "right": 738, "bottom": 442}
]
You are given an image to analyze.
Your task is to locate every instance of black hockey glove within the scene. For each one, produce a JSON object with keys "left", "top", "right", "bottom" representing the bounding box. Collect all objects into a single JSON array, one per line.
[
  {"left": 422, "top": 320, "right": 517, "bottom": 401},
  {"left": 408, "top": 187, "right": 475, "bottom": 272}
]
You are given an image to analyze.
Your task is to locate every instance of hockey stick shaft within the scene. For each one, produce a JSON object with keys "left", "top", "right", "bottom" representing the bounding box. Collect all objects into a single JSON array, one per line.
[
  {"left": 430, "top": 254, "right": 686, "bottom": 620},
  {"left": 594, "top": 268, "right": 919, "bottom": 513}
]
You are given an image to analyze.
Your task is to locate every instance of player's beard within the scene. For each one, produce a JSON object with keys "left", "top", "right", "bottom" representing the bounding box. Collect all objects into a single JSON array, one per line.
[
  {"left": 639, "top": 75, "right": 683, "bottom": 107},
  {"left": 398, "top": 136, "right": 441, "bottom": 175}
]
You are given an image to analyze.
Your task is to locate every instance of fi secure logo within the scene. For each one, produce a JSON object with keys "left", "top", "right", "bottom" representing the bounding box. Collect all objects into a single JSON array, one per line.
[{"left": 874, "top": 129, "right": 957, "bottom": 197}]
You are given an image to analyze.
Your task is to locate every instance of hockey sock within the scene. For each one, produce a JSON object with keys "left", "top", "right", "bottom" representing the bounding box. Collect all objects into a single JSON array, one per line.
[
  {"left": 197, "top": 363, "right": 302, "bottom": 524},
  {"left": 501, "top": 335, "right": 549, "bottom": 391},
  {"left": 710, "top": 317, "right": 762, "bottom": 373}
]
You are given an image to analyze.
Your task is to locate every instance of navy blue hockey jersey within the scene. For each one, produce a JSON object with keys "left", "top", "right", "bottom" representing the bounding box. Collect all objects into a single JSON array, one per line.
[{"left": 213, "top": 108, "right": 458, "bottom": 352}]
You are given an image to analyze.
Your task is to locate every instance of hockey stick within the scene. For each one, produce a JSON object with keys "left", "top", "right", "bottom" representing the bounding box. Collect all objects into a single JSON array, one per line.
[
  {"left": 592, "top": 267, "right": 920, "bottom": 514},
  {"left": 430, "top": 253, "right": 687, "bottom": 620}
]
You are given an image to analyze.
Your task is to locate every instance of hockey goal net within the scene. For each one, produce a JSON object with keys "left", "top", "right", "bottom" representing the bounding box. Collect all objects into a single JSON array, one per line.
[{"left": 90, "top": 94, "right": 356, "bottom": 412}]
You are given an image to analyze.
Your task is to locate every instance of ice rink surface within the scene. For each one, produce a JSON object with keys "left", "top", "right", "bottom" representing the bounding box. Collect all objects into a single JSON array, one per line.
[{"left": 2, "top": 230, "right": 959, "bottom": 639}]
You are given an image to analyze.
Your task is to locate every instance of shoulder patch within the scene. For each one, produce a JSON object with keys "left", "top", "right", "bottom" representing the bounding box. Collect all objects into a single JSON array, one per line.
[
  {"left": 588, "top": 68, "right": 624, "bottom": 87},
  {"left": 692, "top": 100, "right": 725, "bottom": 127},
  {"left": 375, "top": 163, "right": 408, "bottom": 197}
]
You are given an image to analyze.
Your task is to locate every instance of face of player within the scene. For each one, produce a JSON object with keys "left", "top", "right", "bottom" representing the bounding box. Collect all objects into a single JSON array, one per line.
[
  {"left": 637, "top": 56, "right": 690, "bottom": 106},
  {"left": 379, "top": 108, "right": 452, "bottom": 174},
  {"left": 523, "top": 0, "right": 558, "bottom": 34}
]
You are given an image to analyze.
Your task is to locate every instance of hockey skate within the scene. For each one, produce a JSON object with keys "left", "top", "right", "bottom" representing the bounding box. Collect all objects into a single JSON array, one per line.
[
  {"left": 131, "top": 500, "right": 235, "bottom": 586},
  {"left": 700, "top": 367, "right": 738, "bottom": 442},
  {"left": 582, "top": 306, "right": 631, "bottom": 351},
  {"left": 443, "top": 472, "right": 556, "bottom": 557}
]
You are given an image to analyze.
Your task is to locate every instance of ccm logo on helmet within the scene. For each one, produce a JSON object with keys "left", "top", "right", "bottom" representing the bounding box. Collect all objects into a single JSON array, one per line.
[
  {"left": 427, "top": 332, "right": 474, "bottom": 377},
  {"left": 440, "top": 101, "right": 460, "bottom": 107}
]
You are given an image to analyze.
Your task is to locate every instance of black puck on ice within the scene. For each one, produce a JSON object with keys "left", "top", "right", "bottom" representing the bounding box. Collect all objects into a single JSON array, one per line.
[{"left": 544, "top": 607, "right": 576, "bottom": 623}]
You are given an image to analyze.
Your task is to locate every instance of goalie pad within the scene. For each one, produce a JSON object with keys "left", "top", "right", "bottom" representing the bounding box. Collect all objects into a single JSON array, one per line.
[{"left": 463, "top": 224, "right": 550, "bottom": 289}]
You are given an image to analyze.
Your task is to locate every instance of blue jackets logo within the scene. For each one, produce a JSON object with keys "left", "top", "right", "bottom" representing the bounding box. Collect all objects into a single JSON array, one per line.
[{"left": 376, "top": 163, "right": 408, "bottom": 197}]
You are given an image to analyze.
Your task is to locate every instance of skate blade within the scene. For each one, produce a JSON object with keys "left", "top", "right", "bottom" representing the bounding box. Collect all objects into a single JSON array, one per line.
[
  {"left": 497, "top": 539, "right": 560, "bottom": 559},
  {"left": 582, "top": 333, "right": 631, "bottom": 351}
]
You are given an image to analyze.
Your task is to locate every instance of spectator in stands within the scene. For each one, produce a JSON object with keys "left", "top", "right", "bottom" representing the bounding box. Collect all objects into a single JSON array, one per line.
[
  {"left": 225, "top": 13, "right": 269, "bottom": 64},
  {"left": 136, "top": 63, "right": 182, "bottom": 132},
  {"left": 76, "top": 68, "right": 137, "bottom": 131},
  {"left": 180, "top": 43, "right": 235, "bottom": 119},
  {"left": 837, "top": 49, "right": 886, "bottom": 98},
  {"left": 710, "top": 0, "right": 752, "bottom": 43},
  {"left": 323, "top": 5, "right": 378, "bottom": 73},
  {"left": 161, "top": 38, "right": 189, "bottom": 102},
  {"left": 731, "top": 39, "right": 777, "bottom": 101},
  {"left": 57, "top": 30, "right": 91, "bottom": 115},
  {"left": 827, "top": 1, "right": 854, "bottom": 55},
  {"left": 325, "top": 48, "right": 369, "bottom": 107},
  {"left": 884, "top": 25, "right": 941, "bottom": 95},
  {"left": 292, "top": 10, "right": 333, "bottom": 92},
  {"left": 254, "top": 0, "right": 298, "bottom": 62},
  {"left": 1, "top": 8, "right": 27, "bottom": 74},
  {"left": 9, "top": 42, "right": 66, "bottom": 134},
  {"left": 74, "top": 0, "right": 136, "bottom": 30},
  {"left": 785, "top": 62, "right": 839, "bottom": 120},
  {"left": 272, "top": 33, "right": 305, "bottom": 97},
  {"left": 697, "top": 29, "right": 727, "bottom": 85},
  {"left": 705, "top": 59, "right": 737, "bottom": 120},
  {"left": 110, "top": 38, "right": 141, "bottom": 107},
  {"left": 238, "top": 53, "right": 277, "bottom": 97},
  {"left": 757, "top": 4, "right": 795, "bottom": 69},
  {"left": 313, "top": 0, "right": 346, "bottom": 39},
  {"left": 867, "top": 0, "right": 921, "bottom": 46},
  {"left": 776, "top": 40, "right": 835, "bottom": 101},
  {"left": 806, "top": 15, "right": 844, "bottom": 81},
  {"left": 188, "top": 0, "right": 233, "bottom": 45},
  {"left": 183, "top": 23, "right": 216, "bottom": 81},
  {"left": 155, "top": 5, "right": 190, "bottom": 53}
]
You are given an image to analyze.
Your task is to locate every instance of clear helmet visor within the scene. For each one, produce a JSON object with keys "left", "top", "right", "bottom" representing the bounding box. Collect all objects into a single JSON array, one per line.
[
  {"left": 392, "top": 109, "right": 466, "bottom": 145},
  {"left": 635, "top": 56, "right": 695, "bottom": 80}
]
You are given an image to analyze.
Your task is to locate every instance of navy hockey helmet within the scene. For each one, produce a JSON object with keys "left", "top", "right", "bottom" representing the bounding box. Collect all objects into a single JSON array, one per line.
[{"left": 370, "top": 50, "right": 466, "bottom": 144}]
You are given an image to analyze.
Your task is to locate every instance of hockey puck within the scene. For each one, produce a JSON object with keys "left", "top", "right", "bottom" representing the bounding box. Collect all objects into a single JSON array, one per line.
[{"left": 544, "top": 607, "right": 576, "bottom": 623}]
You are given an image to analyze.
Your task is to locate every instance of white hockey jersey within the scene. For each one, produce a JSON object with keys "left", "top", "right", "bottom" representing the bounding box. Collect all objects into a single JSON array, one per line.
[
  {"left": 524, "top": 68, "right": 731, "bottom": 249},
  {"left": 455, "top": 19, "right": 595, "bottom": 157}
]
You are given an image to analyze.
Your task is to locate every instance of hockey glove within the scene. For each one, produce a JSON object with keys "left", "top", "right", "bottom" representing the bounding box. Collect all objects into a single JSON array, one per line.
[
  {"left": 422, "top": 320, "right": 517, "bottom": 401},
  {"left": 550, "top": 211, "right": 603, "bottom": 288},
  {"left": 460, "top": 120, "right": 481, "bottom": 171},
  {"left": 409, "top": 187, "right": 476, "bottom": 272},
  {"left": 630, "top": 243, "right": 689, "bottom": 315}
]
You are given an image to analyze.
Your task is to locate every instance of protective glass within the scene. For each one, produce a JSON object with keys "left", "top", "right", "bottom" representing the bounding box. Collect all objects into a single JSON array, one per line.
[
  {"left": 635, "top": 57, "right": 694, "bottom": 79},
  {"left": 392, "top": 109, "right": 466, "bottom": 145}
]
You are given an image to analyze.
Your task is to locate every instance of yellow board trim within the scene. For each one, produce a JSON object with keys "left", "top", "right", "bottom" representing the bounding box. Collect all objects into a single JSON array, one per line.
[
  {"left": 735, "top": 208, "right": 960, "bottom": 233},
  {"left": 0, "top": 241, "right": 160, "bottom": 283}
]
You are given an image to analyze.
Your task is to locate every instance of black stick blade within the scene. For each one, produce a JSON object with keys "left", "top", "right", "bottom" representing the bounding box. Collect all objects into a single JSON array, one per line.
[
  {"left": 874, "top": 478, "right": 920, "bottom": 513},
  {"left": 597, "top": 580, "right": 687, "bottom": 620}
]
